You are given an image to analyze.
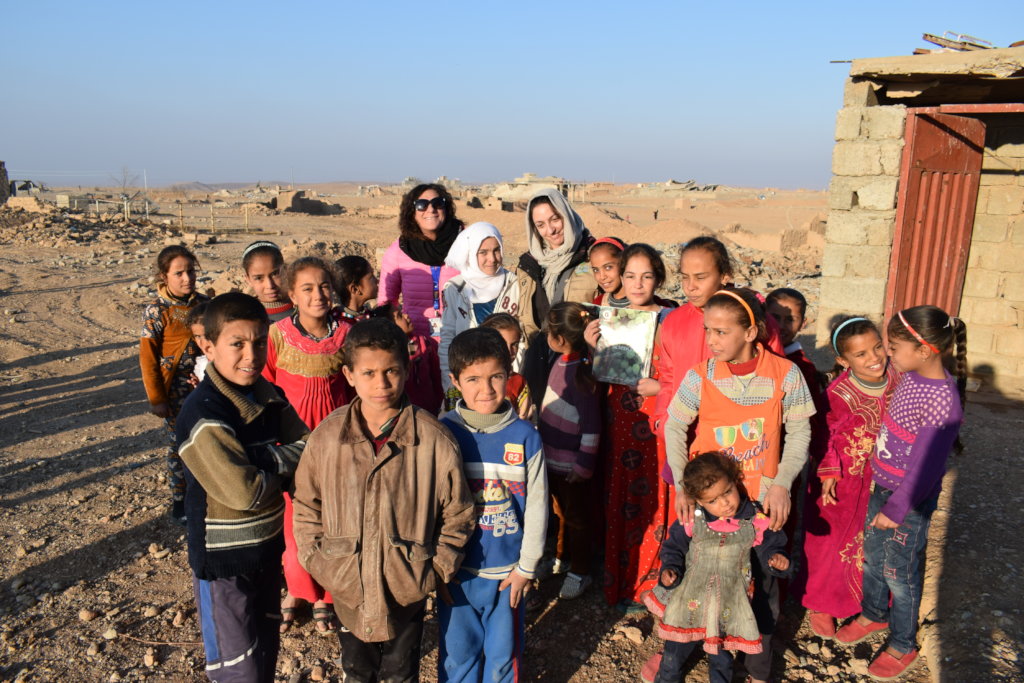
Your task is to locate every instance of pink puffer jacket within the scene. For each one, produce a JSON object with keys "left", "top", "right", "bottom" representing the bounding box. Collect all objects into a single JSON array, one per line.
[{"left": 378, "top": 239, "right": 459, "bottom": 337}]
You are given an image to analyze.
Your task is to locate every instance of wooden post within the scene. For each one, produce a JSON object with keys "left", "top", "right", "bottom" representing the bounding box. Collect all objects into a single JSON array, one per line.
[
  {"left": 210, "top": 204, "right": 215, "bottom": 233},
  {"left": 178, "top": 204, "right": 184, "bottom": 231},
  {"left": 245, "top": 204, "right": 249, "bottom": 232}
]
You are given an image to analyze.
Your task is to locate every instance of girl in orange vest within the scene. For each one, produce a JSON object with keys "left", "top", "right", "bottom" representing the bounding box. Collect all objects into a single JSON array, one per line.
[{"left": 664, "top": 287, "right": 816, "bottom": 683}]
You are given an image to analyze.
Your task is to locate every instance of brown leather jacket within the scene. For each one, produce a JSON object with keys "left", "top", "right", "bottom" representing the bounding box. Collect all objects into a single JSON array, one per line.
[{"left": 292, "top": 399, "right": 475, "bottom": 642}]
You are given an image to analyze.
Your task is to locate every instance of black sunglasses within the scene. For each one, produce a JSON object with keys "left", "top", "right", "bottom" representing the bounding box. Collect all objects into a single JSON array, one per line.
[{"left": 414, "top": 196, "right": 446, "bottom": 212}]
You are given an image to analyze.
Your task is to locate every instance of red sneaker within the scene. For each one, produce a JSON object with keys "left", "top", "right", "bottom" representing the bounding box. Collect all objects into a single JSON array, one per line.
[
  {"left": 640, "top": 653, "right": 662, "bottom": 683},
  {"left": 835, "top": 616, "right": 889, "bottom": 645},
  {"left": 809, "top": 611, "right": 837, "bottom": 639},
  {"left": 868, "top": 648, "right": 919, "bottom": 680}
]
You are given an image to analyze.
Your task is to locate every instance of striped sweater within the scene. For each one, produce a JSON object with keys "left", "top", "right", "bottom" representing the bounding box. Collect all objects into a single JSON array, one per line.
[
  {"left": 176, "top": 364, "right": 310, "bottom": 580},
  {"left": 538, "top": 353, "right": 601, "bottom": 478}
]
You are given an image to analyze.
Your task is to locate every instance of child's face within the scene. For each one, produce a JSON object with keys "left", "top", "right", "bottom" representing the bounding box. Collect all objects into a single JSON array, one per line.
[
  {"left": 289, "top": 267, "right": 333, "bottom": 321},
  {"left": 838, "top": 331, "right": 886, "bottom": 383},
  {"left": 190, "top": 323, "right": 208, "bottom": 355},
  {"left": 622, "top": 253, "right": 657, "bottom": 308},
  {"left": 391, "top": 307, "right": 414, "bottom": 336},
  {"left": 163, "top": 256, "right": 197, "bottom": 298},
  {"left": 704, "top": 305, "right": 757, "bottom": 363},
  {"left": 696, "top": 475, "right": 741, "bottom": 519},
  {"left": 680, "top": 248, "right": 728, "bottom": 310},
  {"left": 451, "top": 357, "right": 508, "bottom": 415},
  {"left": 497, "top": 327, "right": 522, "bottom": 361},
  {"left": 352, "top": 272, "right": 379, "bottom": 303},
  {"left": 342, "top": 347, "right": 408, "bottom": 412},
  {"left": 203, "top": 319, "right": 268, "bottom": 386},
  {"left": 767, "top": 296, "right": 805, "bottom": 347},
  {"left": 244, "top": 254, "right": 284, "bottom": 304},
  {"left": 887, "top": 335, "right": 929, "bottom": 374},
  {"left": 589, "top": 247, "right": 622, "bottom": 295},
  {"left": 476, "top": 237, "right": 503, "bottom": 276}
]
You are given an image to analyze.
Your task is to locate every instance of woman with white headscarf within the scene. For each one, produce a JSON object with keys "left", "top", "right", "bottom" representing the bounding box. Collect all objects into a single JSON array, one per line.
[{"left": 438, "top": 222, "right": 521, "bottom": 396}]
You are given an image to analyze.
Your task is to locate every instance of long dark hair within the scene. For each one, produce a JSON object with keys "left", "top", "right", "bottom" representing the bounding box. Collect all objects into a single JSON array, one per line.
[
  {"left": 887, "top": 305, "right": 968, "bottom": 407},
  {"left": 335, "top": 255, "right": 373, "bottom": 307},
  {"left": 545, "top": 301, "right": 598, "bottom": 394},
  {"left": 398, "top": 183, "right": 462, "bottom": 241}
]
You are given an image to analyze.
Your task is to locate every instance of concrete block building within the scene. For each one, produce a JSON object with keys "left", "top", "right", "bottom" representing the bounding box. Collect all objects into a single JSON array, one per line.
[{"left": 817, "top": 46, "right": 1024, "bottom": 390}]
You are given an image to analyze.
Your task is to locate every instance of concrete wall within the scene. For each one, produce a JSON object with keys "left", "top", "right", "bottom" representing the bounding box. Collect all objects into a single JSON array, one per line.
[
  {"left": 959, "top": 116, "right": 1024, "bottom": 386},
  {"left": 814, "top": 81, "right": 907, "bottom": 357}
]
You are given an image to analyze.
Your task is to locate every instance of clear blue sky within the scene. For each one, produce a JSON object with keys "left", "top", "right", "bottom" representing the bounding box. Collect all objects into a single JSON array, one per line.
[{"left": 3, "top": 1, "right": 1021, "bottom": 189}]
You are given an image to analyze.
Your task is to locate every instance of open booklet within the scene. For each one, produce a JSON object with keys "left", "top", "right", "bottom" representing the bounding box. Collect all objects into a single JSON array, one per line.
[{"left": 592, "top": 306, "right": 658, "bottom": 385}]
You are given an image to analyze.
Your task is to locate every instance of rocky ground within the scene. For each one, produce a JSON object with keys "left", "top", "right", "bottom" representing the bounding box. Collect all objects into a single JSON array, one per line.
[{"left": 0, "top": 205, "right": 1021, "bottom": 682}]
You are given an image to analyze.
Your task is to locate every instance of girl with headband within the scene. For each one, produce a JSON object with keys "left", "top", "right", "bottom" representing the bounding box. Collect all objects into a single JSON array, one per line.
[
  {"left": 241, "top": 240, "right": 293, "bottom": 323},
  {"left": 588, "top": 236, "right": 627, "bottom": 306},
  {"left": 797, "top": 316, "right": 900, "bottom": 639},
  {"left": 663, "top": 287, "right": 815, "bottom": 683},
  {"left": 835, "top": 306, "right": 966, "bottom": 679}
]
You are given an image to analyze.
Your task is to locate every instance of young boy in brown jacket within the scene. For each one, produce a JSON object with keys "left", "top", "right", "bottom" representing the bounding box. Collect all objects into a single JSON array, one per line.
[{"left": 292, "top": 318, "right": 476, "bottom": 682}]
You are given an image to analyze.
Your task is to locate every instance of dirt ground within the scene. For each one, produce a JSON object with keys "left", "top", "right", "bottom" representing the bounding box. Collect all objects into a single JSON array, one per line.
[{"left": 0, "top": 190, "right": 1021, "bottom": 682}]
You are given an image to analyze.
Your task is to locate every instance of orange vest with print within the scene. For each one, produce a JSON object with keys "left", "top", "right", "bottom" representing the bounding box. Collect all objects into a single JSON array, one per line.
[{"left": 689, "top": 346, "right": 791, "bottom": 500}]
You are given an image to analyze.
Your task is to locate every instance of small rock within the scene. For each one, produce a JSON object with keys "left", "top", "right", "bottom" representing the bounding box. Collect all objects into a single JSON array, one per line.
[
  {"left": 28, "top": 538, "right": 46, "bottom": 549},
  {"left": 805, "top": 642, "right": 820, "bottom": 655},
  {"left": 87, "top": 642, "right": 101, "bottom": 656},
  {"left": 821, "top": 644, "right": 833, "bottom": 659},
  {"left": 172, "top": 610, "right": 185, "bottom": 627},
  {"left": 616, "top": 625, "right": 644, "bottom": 645},
  {"left": 147, "top": 543, "right": 160, "bottom": 555},
  {"left": 144, "top": 647, "right": 156, "bottom": 668},
  {"left": 102, "top": 628, "right": 118, "bottom": 640},
  {"left": 109, "top": 673, "right": 121, "bottom": 682},
  {"left": 152, "top": 549, "right": 171, "bottom": 560},
  {"left": 143, "top": 606, "right": 159, "bottom": 618},
  {"left": 14, "top": 546, "right": 27, "bottom": 558},
  {"left": 79, "top": 609, "right": 99, "bottom": 622},
  {"left": 11, "top": 577, "right": 27, "bottom": 591},
  {"left": 310, "top": 664, "right": 325, "bottom": 681}
]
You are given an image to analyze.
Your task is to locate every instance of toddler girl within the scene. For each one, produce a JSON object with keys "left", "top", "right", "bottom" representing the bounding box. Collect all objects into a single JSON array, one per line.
[
  {"left": 139, "top": 245, "right": 209, "bottom": 524},
  {"left": 643, "top": 452, "right": 790, "bottom": 683},
  {"left": 800, "top": 317, "right": 899, "bottom": 638},
  {"left": 538, "top": 302, "right": 601, "bottom": 599},
  {"left": 335, "top": 254, "right": 378, "bottom": 322},
  {"left": 242, "top": 240, "right": 293, "bottom": 323},
  {"left": 835, "top": 306, "right": 966, "bottom": 680}
]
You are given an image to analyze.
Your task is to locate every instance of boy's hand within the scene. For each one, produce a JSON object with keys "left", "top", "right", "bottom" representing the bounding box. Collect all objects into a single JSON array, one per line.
[
  {"left": 150, "top": 402, "right": 171, "bottom": 419},
  {"left": 820, "top": 477, "right": 838, "bottom": 506},
  {"left": 635, "top": 377, "right": 661, "bottom": 397},
  {"left": 435, "top": 570, "right": 455, "bottom": 606},
  {"left": 762, "top": 484, "right": 791, "bottom": 531},
  {"left": 870, "top": 511, "right": 899, "bottom": 530},
  {"left": 517, "top": 402, "right": 535, "bottom": 421},
  {"left": 675, "top": 489, "right": 695, "bottom": 525},
  {"left": 768, "top": 553, "right": 790, "bottom": 572},
  {"left": 499, "top": 569, "right": 532, "bottom": 608},
  {"left": 659, "top": 568, "right": 678, "bottom": 587}
]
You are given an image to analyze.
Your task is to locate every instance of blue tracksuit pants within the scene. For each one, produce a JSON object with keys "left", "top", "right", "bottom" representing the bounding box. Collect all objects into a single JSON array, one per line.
[{"left": 438, "top": 571, "right": 524, "bottom": 683}]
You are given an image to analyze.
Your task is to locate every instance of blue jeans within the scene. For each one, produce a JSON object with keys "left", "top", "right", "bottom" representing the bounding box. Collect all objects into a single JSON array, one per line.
[
  {"left": 657, "top": 639, "right": 733, "bottom": 683},
  {"left": 860, "top": 485, "right": 936, "bottom": 654}
]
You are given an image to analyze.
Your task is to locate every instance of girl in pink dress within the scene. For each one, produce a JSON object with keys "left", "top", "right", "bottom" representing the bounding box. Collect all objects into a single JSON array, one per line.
[{"left": 800, "top": 316, "right": 899, "bottom": 638}]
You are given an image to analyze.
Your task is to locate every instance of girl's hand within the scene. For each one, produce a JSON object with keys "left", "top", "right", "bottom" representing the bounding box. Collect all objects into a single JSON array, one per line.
[
  {"left": 517, "top": 402, "right": 536, "bottom": 421},
  {"left": 150, "top": 402, "right": 172, "bottom": 419},
  {"left": 499, "top": 569, "right": 532, "bottom": 608},
  {"left": 763, "top": 485, "right": 791, "bottom": 531},
  {"left": 870, "top": 511, "right": 900, "bottom": 530},
  {"left": 820, "top": 477, "right": 838, "bottom": 506},
  {"left": 659, "top": 568, "right": 678, "bottom": 587},
  {"left": 675, "top": 489, "right": 696, "bottom": 525},
  {"left": 635, "top": 377, "right": 661, "bottom": 397},
  {"left": 768, "top": 553, "right": 790, "bottom": 572},
  {"left": 187, "top": 374, "right": 200, "bottom": 388},
  {"left": 583, "top": 319, "right": 602, "bottom": 348}
]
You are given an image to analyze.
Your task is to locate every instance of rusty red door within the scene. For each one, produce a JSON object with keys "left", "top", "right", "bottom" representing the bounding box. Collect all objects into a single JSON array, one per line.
[{"left": 885, "top": 111, "right": 986, "bottom": 318}]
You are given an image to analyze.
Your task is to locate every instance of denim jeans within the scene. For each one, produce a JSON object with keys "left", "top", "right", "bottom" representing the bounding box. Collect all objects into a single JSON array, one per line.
[
  {"left": 860, "top": 485, "right": 936, "bottom": 654},
  {"left": 658, "top": 639, "right": 733, "bottom": 683}
]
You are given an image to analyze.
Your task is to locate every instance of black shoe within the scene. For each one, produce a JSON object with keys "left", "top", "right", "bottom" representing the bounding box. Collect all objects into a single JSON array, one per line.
[{"left": 169, "top": 500, "right": 187, "bottom": 526}]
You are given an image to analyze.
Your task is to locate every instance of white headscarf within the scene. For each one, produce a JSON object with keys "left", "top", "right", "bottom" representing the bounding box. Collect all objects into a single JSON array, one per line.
[{"left": 444, "top": 222, "right": 508, "bottom": 303}]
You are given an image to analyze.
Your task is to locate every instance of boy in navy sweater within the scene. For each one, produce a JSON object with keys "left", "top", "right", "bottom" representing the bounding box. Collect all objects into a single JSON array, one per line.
[
  {"left": 439, "top": 327, "right": 548, "bottom": 682},
  {"left": 176, "top": 293, "right": 309, "bottom": 682}
]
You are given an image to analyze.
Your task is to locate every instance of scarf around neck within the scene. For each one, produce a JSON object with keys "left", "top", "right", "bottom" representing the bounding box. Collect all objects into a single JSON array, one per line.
[
  {"left": 526, "top": 190, "right": 588, "bottom": 303},
  {"left": 399, "top": 220, "right": 461, "bottom": 267},
  {"left": 444, "top": 221, "right": 509, "bottom": 303}
]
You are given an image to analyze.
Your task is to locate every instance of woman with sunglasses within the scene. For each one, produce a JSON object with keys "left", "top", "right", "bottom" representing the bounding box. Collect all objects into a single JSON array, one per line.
[
  {"left": 513, "top": 189, "right": 597, "bottom": 404},
  {"left": 379, "top": 183, "right": 463, "bottom": 339}
]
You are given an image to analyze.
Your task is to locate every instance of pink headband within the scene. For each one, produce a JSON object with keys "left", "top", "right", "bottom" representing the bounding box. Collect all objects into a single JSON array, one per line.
[
  {"left": 897, "top": 310, "right": 939, "bottom": 354},
  {"left": 589, "top": 237, "right": 625, "bottom": 253},
  {"left": 714, "top": 289, "right": 755, "bottom": 327}
]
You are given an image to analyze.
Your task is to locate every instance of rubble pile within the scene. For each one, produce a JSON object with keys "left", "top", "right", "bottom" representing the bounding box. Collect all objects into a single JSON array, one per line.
[{"left": 0, "top": 208, "right": 179, "bottom": 248}]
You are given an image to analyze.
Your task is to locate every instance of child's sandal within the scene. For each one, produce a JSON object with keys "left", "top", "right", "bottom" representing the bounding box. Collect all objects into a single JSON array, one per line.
[
  {"left": 312, "top": 607, "right": 337, "bottom": 635},
  {"left": 279, "top": 607, "right": 297, "bottom": 634}
]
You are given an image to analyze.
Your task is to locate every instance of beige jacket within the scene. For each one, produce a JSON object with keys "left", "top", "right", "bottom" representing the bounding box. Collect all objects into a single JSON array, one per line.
[
  {"left": 292, "top": 399, "right": 475, "bottom": 642},
  {"left": 513, "top": 262, "right": 597, "bottom": 339}
]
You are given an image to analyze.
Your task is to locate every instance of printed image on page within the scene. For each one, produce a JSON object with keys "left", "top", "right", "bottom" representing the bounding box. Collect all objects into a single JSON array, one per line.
[{"left": 592, "top": 306, "right": 657, "bottom": 385}]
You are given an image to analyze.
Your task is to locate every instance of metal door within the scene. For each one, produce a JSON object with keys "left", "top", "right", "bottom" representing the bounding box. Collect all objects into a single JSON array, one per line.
[{"left": 885, "top": 111, "right": 986, "bottom": 318}]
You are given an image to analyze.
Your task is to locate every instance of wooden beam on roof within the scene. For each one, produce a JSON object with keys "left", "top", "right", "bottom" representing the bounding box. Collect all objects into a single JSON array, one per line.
[
  {"left": 850, "top": 45, "right": 1024, "bottom": 80},
  {"left": 923, "top": 33, "right": 987, "bottom": 51}
]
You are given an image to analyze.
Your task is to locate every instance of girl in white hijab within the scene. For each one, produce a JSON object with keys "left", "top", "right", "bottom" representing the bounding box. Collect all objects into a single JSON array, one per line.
[{"left": 439, "top": 222, "right": 522, "bottom": 398}]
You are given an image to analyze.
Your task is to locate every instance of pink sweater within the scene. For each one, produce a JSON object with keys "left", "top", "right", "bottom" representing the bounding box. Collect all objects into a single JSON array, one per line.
[{"left": 378, "top": 240, "right": 459, "bottom": 338}]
